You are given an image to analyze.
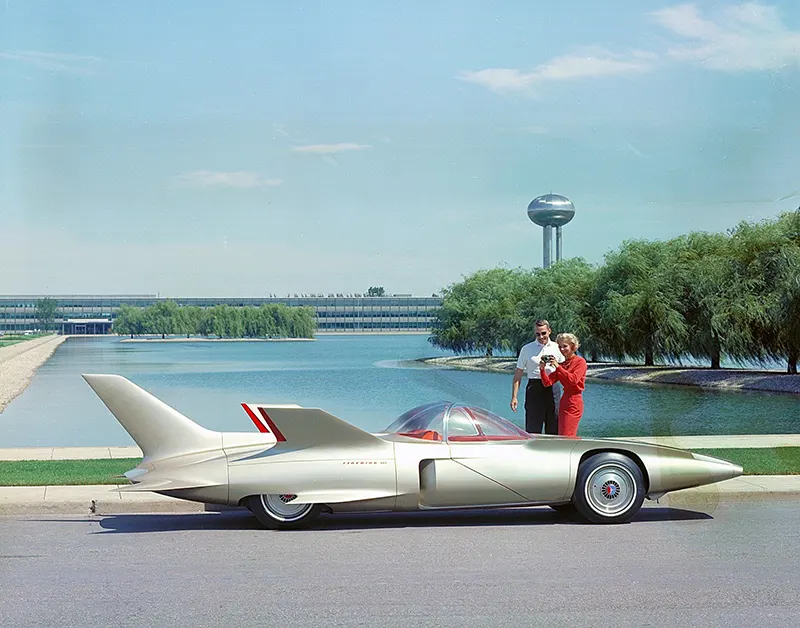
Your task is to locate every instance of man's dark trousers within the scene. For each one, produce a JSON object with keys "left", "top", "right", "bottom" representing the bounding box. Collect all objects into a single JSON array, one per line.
[{"left": 524, "top": 378, "right": 558, "bottom": 435}]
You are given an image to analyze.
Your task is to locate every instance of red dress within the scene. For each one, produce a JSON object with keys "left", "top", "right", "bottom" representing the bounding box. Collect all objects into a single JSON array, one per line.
[{"left": 540, "top": 356, "right": 587, "bottom": 437}]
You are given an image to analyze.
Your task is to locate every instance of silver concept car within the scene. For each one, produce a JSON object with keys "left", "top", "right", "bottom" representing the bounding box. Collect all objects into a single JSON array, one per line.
[{"left": 83, "top": 374, "right": 743, "bottom": 529}]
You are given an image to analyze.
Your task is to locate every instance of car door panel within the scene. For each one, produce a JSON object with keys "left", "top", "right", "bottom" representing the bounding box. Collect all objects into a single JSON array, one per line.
[
  {"left": 449, "top": 440, "right": 577, "bottom": 503},
  {"left": 418, "top": 458, "right": 529, "bottom": 508}
]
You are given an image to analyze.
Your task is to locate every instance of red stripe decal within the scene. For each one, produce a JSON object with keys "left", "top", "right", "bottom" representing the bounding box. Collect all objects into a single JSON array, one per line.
[
  {"left": 241, "top": 403, "right": 269, "bottom": 433},
  {"left": 258, "top": 407, "right": 286, "bottom": 442}
]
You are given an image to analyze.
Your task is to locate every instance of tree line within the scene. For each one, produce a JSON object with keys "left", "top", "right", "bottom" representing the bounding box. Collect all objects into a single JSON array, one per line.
[
  {"left": 428, "top": 210, "right": 800, "bottom": 374},
  {"left": 113, "top": 302, "right": 317, "bottom": 339}
]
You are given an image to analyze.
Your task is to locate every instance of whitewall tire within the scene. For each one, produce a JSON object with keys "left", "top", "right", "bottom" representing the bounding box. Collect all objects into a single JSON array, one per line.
[{"left": 248, "top": 494, "right": 323, "bottom": 530}]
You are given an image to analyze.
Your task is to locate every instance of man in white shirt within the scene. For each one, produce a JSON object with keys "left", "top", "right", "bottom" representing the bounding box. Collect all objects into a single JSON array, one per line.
[{"left": 510, "top": 319, "right": 564, "bottom": 434}]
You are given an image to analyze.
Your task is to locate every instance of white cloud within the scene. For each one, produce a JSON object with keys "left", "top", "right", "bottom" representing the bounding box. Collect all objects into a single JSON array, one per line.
[
  {"left": 652, "top": 2, "right": 800, "bottom": 71},
  {"left": 0, "top": 50, "right": 104, "bottom": 74},
  {"left": 171, "top": 171, "right": 283, "bottom": 189},
  {"left": 290, "top": 143, "right": 372, "bottom": 155},
  {"left": 458, "top": 49, "right": 656, "bottom": 93},
  {"left": 460, "top": 3, "right": 800, "bottom": 97}
]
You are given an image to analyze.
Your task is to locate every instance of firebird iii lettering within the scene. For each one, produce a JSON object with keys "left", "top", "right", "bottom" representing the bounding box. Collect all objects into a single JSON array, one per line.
[{"left": 342, "top": 461, "right": 388, "bottom": 465}]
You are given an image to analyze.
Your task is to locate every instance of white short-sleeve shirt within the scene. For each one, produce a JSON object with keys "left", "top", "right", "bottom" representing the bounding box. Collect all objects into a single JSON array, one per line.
[{"left": 516, "top": 339, "right": 564, "bottom": 379}]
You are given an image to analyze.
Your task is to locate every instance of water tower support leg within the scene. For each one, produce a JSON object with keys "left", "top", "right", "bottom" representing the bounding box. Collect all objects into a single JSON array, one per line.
[
  {"left": 556, "top": 226, "right": 563, "bottom": 263},
  {"left": 543, "top": 225, "right": 553, "bottom": 269}
]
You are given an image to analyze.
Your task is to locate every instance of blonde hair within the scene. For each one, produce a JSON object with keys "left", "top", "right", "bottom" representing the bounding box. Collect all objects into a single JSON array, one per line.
[{"left": 556, "top": 333, "right": 580, "bottom": 350}]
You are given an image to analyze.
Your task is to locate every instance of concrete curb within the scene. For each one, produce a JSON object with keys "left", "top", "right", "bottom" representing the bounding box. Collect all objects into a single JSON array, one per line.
[
  {"left": 0, "top": 484, "right": 225, "bottom": 515},
  {"left": 0, "top": 501, "right": 215, "bottom": 516}
]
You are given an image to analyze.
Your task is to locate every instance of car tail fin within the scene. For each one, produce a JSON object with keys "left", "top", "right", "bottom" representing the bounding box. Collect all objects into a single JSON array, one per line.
[
  {"left": 82, "top": 374, "right": 221, "bottom": 461},
  {"left": 241, "top": 404, "right": 382, "bottom": 449}
]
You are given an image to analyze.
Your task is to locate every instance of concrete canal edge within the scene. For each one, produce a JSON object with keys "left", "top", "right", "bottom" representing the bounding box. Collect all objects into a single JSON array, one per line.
[
  {"left": 0, "top": 335, "right": 69, "bottom": 413},
  {"left": 419, "top": 356, "right": 800, "bottom": 395}
]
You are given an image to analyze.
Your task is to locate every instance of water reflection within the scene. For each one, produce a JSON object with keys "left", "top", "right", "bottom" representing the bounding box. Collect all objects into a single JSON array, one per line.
[{"left": 0, "top": 335, "right": 797, "bottom": 448}]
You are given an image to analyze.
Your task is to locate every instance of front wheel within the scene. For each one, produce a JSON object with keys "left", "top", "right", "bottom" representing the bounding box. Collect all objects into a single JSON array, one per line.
[
  {"left": 572, "top": 453, "right": 645, "bottom": 524},
  {"left": 248, "top": 494, "right": 322, "bottom": 530}
]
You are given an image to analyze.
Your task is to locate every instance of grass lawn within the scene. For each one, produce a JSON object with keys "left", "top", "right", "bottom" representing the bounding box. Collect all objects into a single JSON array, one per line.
[
  {"left": 0, "top": 458, "right": 141, "bottom": 486},
  {"left": 0, "top": 337, "right": 27, "bottom": 348},
  {"left": 1, "top": 449, "right": 799, "bottom": 486},
  {"left": 0, "top": 333, "right": 50, "bottom": 348},
  {"left": 692, "top": 447, "right": 800, "bottom": 475}
]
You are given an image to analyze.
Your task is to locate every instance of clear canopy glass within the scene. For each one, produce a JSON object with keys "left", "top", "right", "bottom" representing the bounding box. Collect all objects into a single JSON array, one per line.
[{"left": 385, "top": 401, "right": 533, "bottom": 442}]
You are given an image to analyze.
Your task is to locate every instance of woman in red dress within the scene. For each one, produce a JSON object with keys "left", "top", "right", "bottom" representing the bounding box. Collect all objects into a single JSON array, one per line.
[{"left": 539, "top": 333, "right": 587, "bottom": 437}]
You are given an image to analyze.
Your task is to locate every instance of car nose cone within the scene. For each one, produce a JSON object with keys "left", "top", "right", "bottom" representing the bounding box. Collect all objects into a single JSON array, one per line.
[{"left": 691, "top": 452, "right": 744, "bottom": 482}]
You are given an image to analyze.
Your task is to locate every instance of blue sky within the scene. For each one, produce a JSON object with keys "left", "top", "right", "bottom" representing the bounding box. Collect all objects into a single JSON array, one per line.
[{"left": 1, "top": 1, "right": 799, "bottom": 297}]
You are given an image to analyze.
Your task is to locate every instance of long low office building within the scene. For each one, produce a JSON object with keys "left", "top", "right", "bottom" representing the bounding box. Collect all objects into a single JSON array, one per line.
[{"left": 0, "top": 295, "right": 442, "bottom": 334}]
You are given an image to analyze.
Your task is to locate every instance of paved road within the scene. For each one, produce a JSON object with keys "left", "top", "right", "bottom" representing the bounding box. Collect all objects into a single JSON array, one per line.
[{"left": 1, "top": 500, "right": 799, "bottom": 627}]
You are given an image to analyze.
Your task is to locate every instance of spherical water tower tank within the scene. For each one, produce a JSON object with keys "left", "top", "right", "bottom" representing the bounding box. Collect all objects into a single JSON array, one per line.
[
  {"left": 527, "top": 194, "right": 575, "bottom": 227},
  {"left": 526, "top": 194, "right": 575, "bottom": 268}
]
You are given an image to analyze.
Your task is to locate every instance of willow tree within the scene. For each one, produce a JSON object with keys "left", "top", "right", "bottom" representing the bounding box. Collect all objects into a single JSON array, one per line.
[
  {"left": 175, "top": 306, "right": 202, "bottom": 338},
  {"left": 593, "top": 240, "right": 687, "bottom": 366},
  {"left": 145, "top": 301, "right": 180, "bottom": 339},
  {"left": 286, "top": 305, "right": 317, "bottom": 338},
  {"left": 196, "top": 304, "right": 242, "bottom": 338},
  {"left": 429, "top": 268, "right": 536, "bottom": 356},
  {"left": 730, "top": 210, "right": 800, "bottom": 373},
  {"left": 774, "top": 210, "right": 800, "bottom": 373},
  {"left": 112, "top": 304, "right": 145, "bottom": 338},
  {"left": 669, "top": 231, "right": 754, "bottom": 369},
  {"left": 516, "top": 258, "right": 602, "bottom": 360}
]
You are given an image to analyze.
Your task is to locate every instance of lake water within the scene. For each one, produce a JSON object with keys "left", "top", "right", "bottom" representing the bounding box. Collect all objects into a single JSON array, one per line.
[{"left": 1, "top": 334, "right": 798, "bottom": 447}]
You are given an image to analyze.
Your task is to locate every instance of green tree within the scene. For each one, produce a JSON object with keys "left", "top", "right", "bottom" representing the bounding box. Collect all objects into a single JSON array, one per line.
[
  {"left": 112, "top": 304, "right": 146, "bottom": 338},
  {"left": 34, "top": 297, "right": 59, "bottom": 333},
  {"left": 729, "top": 210, "right": 800, "bottom": 373},
  {"left": 258, "top": 305, "right": 280, "bottom": 338},
  {"left": 177, "top": 306, "right": 202, "bottom": 338},
  {"left": 287, "top": 306, "right": 316, "bottom": 338},
  {"left": 593, "top": 240, "right": 687, "bottom": 366},
  {"left": 429, "top": 268, "right": 536, "bottom": 356},
  {"left": 367, "top": 286, "right": 386, "bottom": 296},
  {"left": 517, "top": 258, "right": 601, "bottom": 360},
  {"left": 773, "top": 211, "right": 800, "bottom": 373},
  {"left": 146, "top": 301, "right": 179, "bottom": 339},
  {"left": 204, "top": 304, "right": 243, "bottom": 338},
  {"left": 669, "top": 231, "right": 754, "bottom": 369}
]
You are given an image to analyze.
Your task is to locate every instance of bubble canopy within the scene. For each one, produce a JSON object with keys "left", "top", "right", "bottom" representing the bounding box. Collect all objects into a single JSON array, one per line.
[{"left": 384, "top": 402, "right": 533, "bottom": 443}]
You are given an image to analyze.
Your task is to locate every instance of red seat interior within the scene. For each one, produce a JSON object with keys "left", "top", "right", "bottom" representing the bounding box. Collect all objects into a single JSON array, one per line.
[{"left": 398, "top": 429, "right": 442, "bottom": 441}]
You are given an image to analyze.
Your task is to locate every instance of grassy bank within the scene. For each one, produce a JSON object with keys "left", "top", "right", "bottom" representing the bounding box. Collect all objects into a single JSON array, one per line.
[
  {"left": 0, "top": 458, "right": 141, "bottom": 486},
  {"left": 1, "top": 449, "right": 799, "bottom": 486},
  {"left": 0, "top": 333, "right": 49, "bottom": 348},
  {"left": 692, "top": 448, "right": 800, "bottom": 476}
]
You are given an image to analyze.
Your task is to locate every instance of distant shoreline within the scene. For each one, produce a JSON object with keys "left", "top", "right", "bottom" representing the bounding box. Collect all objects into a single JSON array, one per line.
[
  {"left": 0, "top": 335, "right": 68, "bottom": 413},
  {"left": 118, "top": 336, "right": 315, "bottom": 343},
  {"left": 115, "top": 331, "right": 430, "bottom": 342},
  {"left": 418, "top": 356, "right": 800, "bottom": 395}
]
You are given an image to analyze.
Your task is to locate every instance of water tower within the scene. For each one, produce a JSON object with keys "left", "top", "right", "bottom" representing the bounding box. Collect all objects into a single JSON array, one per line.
[{"left": 527, "top": 194, "right": 575, "bottom": 268}]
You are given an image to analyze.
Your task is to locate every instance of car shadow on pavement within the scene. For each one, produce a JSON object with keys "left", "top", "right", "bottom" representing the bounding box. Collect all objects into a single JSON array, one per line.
[{"left": 90, "top": 505, "right": 712, "bottom": 534}]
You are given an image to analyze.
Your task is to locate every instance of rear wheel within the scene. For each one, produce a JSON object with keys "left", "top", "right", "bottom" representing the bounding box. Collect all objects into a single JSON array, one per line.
[
  {"left": 572, "top": 453, "right": 645, "bottom": 524},
  {"left": 248, "top": 494, "right": 322, "bottom": 530}
]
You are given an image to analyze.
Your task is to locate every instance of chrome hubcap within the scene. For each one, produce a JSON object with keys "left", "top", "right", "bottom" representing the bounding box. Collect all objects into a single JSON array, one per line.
[
  {"left": 584, "top": 464, "right": 636, "bottom": 516},
  {"left": 261, "top": 494, "right": 314, "bottom": 522}
]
